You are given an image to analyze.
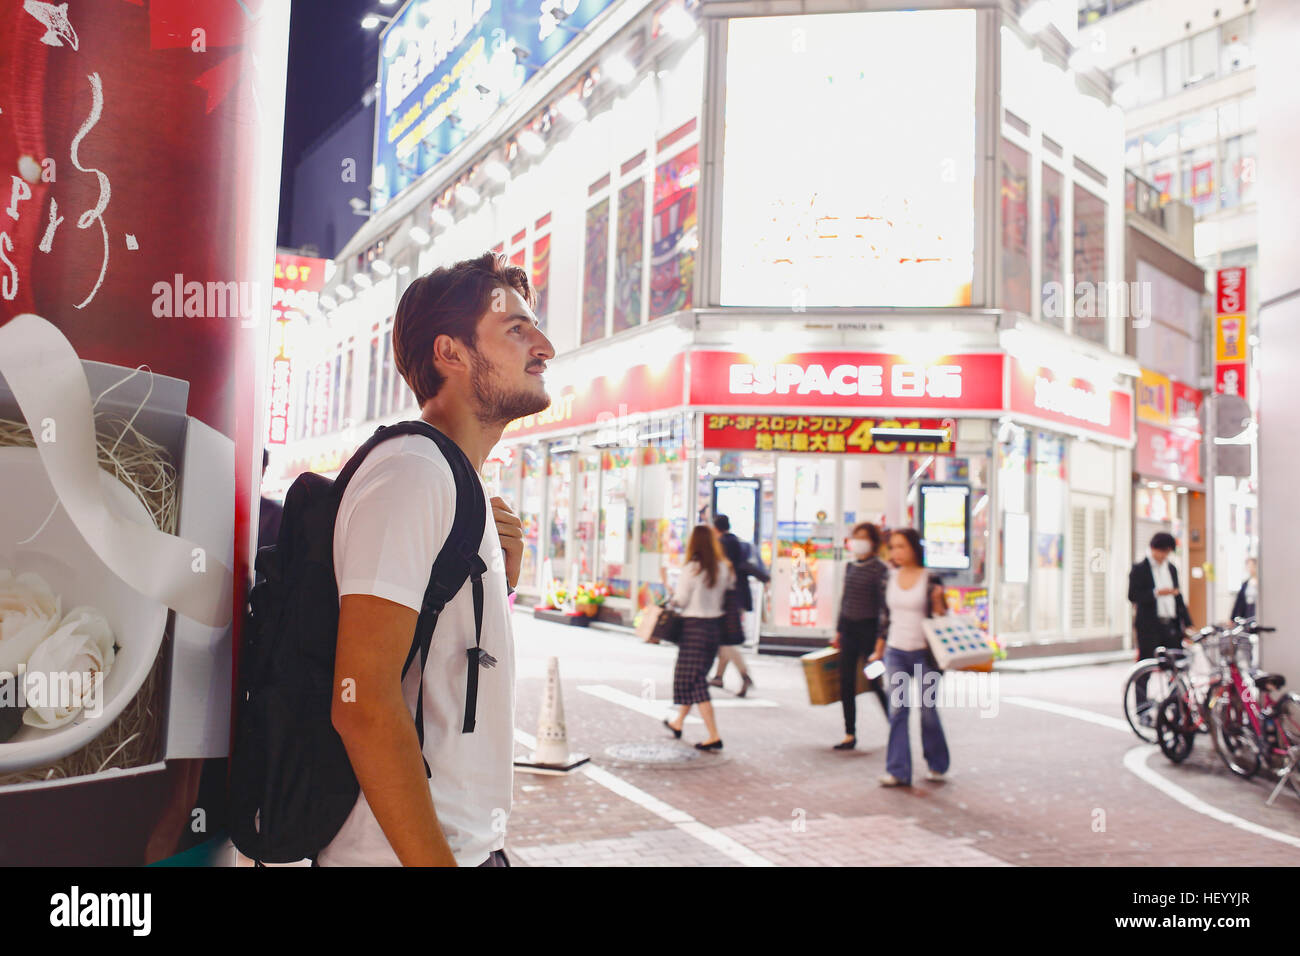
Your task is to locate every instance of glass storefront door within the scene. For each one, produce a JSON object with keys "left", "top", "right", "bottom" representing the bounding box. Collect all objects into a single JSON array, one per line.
[{"left": 770, "top": 457, "right": 840, "bottom": 631}]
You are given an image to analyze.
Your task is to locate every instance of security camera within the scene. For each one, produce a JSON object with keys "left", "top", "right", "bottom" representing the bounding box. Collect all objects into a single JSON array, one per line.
[{"left": 512, "top": 44, "right": 530, "bottom": 63}]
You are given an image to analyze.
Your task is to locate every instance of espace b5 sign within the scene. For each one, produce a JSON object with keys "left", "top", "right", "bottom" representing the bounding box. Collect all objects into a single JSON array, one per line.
[{"left": 691, "top": 351, "right": 1004, "bottom": 411}]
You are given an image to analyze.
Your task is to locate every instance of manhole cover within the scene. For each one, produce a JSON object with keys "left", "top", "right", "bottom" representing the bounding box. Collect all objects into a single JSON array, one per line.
[{"left": 602, "top": 741, "right": 728, "bottom": 769}]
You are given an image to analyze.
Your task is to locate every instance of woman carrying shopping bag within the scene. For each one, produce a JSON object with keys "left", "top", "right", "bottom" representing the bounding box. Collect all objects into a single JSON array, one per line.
[
  {"left": 868, "top": 528, "right": 951, "bottom": 787},
  {"left": 662, "top": 525, "right": 735, "bottom": 751}
]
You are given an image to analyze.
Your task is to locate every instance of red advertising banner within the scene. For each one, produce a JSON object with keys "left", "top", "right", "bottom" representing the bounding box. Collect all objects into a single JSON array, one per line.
[
  {"left": 1170, "top": 379, "right": 1203, "bottom": 433},
  {"left": 1136, "top": 422, "right": 1202, "bottom": 485},
  {"left": 1006, "top": 356, "right": 1134, "bottom": 442},
  {"left": 0, "top": 2, "right": 291, "bottom": 864},
  {"left": 703, "top": 414, "right": 955, "bottom": 454},
  {"left": 1216, "top": 267, "right": 1247, "bottom": 315},
  {"left": 689, "top": 351, "right": 1004, "bottom": 411},
  {"left": 1216, "top": 362, "right": 1248, "bottom": 398},
  {"left": 501, "top": 352, "right": 687, "bottom": 440}
]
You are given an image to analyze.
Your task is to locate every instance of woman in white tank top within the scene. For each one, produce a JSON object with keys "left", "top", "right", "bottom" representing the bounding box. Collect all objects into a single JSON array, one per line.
[{"left": 867, "top": 528, "right": 951, "bottom": 787}]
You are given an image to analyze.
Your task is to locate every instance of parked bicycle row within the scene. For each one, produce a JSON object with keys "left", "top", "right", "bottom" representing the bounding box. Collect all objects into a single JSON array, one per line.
[{"left": 1123, "top": 617, "right": 1300, "bottom": 808}]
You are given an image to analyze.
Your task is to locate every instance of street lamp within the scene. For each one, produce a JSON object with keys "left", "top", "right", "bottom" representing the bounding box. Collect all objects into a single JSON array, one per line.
[{"left": 361, "top": 13, "right": 393, "bottom": 29}]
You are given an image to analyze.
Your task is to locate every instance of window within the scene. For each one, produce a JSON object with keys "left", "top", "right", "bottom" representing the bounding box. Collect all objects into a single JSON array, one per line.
[
  {"left": 1163, "top": 38, "right": 1185, "bottom": 94},
  {"left": 365, "top": 337, "right": 378, "bottom": 422},
  {"left": 1072, "top": 186, "right": 1107, "bottom": 345},
  {"left": 1220, "top": 14, "right": 1254, "bottom": 75},
  {"left": 1041, "top": 163, "right": 1064, "bottom": 328},
  {"left": 1033, "top": 433, "right": 1066, "bottom": 634},
  {"left": 1148, "top": 155, "right": 1178, "bottom": 204},
  {"left": 1221, "top": 133, "right": 1257, "bottom": 209},
  {"left": 1142, "top": 123, "right": 1178, "bottom": 164},
  {"left": 1187, "top": 28, "right": 1217, "bottom": 86},
  {"left": 1179, "top": 109, "right": 1217, "bottom": 152},
  {"left": 1001, "top": 140, "right": 1031, "bottom": 316},
  {"left": 379, "top": 333, "right": 394, "bottom": 417},
  {"left": 1136, "top": 50, "right": 1163, "bottom": 105},
  {"left": 1181, "top": 145, "right": 1217, "bottom": 216}
]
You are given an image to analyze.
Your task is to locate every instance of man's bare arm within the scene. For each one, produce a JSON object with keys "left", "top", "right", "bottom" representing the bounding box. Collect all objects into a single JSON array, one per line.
[{"left": 331, "top": 593, "right": 457, "bottom": 866}]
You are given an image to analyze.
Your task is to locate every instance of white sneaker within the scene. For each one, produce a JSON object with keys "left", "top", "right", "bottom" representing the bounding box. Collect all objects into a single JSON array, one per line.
[
  {"left": 925, "top": 769, "right": 946, "bottom": 782},
  {"left": 878, "top": 773, "right": 908, "bottom": 787}
]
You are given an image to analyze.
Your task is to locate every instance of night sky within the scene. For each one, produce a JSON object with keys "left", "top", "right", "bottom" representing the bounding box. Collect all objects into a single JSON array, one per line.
[{"left": 276, "top": 0, "right": 383, "bottom": 247}]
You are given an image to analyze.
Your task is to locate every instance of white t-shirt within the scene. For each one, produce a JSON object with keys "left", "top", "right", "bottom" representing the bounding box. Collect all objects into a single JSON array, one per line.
[
  {"left": 885, "top": 568, "right": 931, "bottom": 651},
  {"left": 317, "top": 433, "right": 514, "bottom": 867},
  {"left": 672, "top": 561, "right": 734, "bottom": 618}
]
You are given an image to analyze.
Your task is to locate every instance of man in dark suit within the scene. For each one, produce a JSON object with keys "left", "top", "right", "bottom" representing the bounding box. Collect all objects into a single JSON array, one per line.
[
  {"left": 1128, "top": 531, "right": 1194, "bottom": 719},
  {"left": 709, "top": 514, "right": 770, "bottom": 692}
]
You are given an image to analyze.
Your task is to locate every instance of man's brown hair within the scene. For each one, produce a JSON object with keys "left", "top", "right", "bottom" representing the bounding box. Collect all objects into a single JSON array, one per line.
[{"left": 392, "top": 251, "right": 536, "bottom": 406}]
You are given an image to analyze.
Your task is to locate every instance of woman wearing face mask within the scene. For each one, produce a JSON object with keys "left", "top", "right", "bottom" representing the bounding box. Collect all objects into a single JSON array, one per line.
[{"left": 830, "top": 522, "right": 890, "bottom": 750}]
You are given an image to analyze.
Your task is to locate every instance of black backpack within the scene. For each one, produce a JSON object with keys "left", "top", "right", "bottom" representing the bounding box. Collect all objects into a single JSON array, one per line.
[{"left": 229, "top": 421, "right": 490, "bottom": 865}]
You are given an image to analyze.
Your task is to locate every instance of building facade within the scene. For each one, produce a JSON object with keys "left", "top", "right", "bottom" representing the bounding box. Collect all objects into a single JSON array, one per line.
[{"left": 273, "top": 0, "right": 1140, "bottom": 657}]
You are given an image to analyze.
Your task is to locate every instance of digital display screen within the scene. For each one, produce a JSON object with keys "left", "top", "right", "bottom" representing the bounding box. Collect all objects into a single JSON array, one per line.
[
  {"left": 712, "top": 478, "right": 761, "bottom": 547},
  {"left": 720, "top": 10, "right": 976, "bottom": 308},
  {"left": 919, "top": 483, "right": 971, "bottom": 570}
]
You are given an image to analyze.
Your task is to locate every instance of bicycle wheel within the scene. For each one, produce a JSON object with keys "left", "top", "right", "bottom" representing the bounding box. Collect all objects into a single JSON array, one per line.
[
  {"left": 1156, "top": 688, "right": 1195, "bottom": 763},
  {"left": 1123, "top": 661, "right": 1172, "bottom": 744},
  {"left": 1207, "top": 683, "right": 1262, "bottom": 779}
]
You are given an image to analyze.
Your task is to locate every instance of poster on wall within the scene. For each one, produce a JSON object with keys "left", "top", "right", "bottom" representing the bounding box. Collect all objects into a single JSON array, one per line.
[
  {"left": 719, "top": 11, "right": 975, "bottom": 308},
  {"left": 0, "top": 3, "right": 291, "bottom": 864},
  {"left": 531, "top": 225, "right": 551, "bottom": 332},
  {"left": 614, "top": 179, "right": 645, "bottom": 332},
  {"left": 581, "top": 198, "right": 609, "bottom": 344},
  {"left": 650, "top": 145, "right": 698, "bottom": 319},
  {"left": 919, "top": 483, "right": 971, "bottom": 570},
  {"left": 1001, "top": 141, "right": 1031, "bottom": 315}
]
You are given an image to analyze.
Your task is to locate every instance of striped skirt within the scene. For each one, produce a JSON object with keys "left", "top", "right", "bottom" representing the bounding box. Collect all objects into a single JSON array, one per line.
[{"left": 673, "top": 616, "right": 722, "bottom": 705}]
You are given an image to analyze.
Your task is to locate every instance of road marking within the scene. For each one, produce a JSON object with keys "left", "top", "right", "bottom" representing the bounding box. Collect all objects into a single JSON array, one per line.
[
  {"left": 1123, "top": 745, "right": 1300, "bottom": 851},
  {"left": 578, "top": 683, "right": 778, "bottom": 725},
  {"left": 513, "top": 728, "right": 775, "bottom": 867},
  {"left": 1001, "top": 696, "right": 1132, "bottom": 734},
  {"left": 1003, "top": 696, "right": 1300, "bottom": 851}
]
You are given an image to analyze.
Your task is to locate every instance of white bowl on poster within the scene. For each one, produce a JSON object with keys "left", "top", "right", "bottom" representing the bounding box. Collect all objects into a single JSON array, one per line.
[{"left": 0, "top": 447, "right": 168, "bottom": 773}]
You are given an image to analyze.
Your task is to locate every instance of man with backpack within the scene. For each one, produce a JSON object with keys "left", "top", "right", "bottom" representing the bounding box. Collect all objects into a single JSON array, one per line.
[
  {"left": 232, "top": 252, "right": 554, "bottom": 867},
  {"left": 324, "top": 253, "right": 555, "bottom": 866}
]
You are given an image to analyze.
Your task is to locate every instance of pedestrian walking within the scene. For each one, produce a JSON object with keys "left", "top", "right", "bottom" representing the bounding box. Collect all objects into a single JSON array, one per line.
[
  {"left": 1230, "top": 556, "right": 1258, "bottom": 621},
  {"left": 709, "top": 513, "right": 769, "bottom": 696},
  {"left": 830, "top": 521, "right": 890, "bottom": 750},
  {"left": 1128, "top": 531, "right": 1193, "bottom": 722},
  {"left": 868, "top": 528, "right": 951, "bottom": 787},
  {"left": 321, "top": 252, "right": 555, "bottom": 866},
  {"left": 663, "top": 524, "right": 735, "bottom": 751}
]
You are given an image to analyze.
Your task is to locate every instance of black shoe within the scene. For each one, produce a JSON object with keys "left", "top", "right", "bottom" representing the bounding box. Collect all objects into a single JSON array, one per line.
[
  {"left": 707, "top": 677, "right": 724, "bottom": 688},
  {"left": 663, "top": 719, "right": 682, "bottom": 739},
  {"left": 694, "top": 739, "right": 723, "bottom": 751},
  {"left": 833, "top": 737, "right": 857, "bottom": 750},
  {"left": 736, "top": 675, "right": 754, "bottom": 698}
]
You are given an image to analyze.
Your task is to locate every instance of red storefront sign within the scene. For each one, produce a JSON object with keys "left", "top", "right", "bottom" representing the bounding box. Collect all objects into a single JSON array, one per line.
[
  {"left": 1216, "top": 267, "right": 1247, "bottom": 315},
  {"left": 1169, "top": 379, "right": 1203, "bottom": 431},
  {"left": 1006, "top": 356, "right": 1133, "bottom": 442},
  {"left": 267, "top": 356, "right": 292, "bottom": 445},
  {"left": 1136, "top": 422, "right": 1201, "bottom": 484},
  {"left": 703, "top": 414, "right": 954, "bottom": 454},
  {"left": 689, "top": 351, "right": 1004, "bottom": 411},
  {"left": 501, "top": 352, "right": 687, "bottom": 439}
]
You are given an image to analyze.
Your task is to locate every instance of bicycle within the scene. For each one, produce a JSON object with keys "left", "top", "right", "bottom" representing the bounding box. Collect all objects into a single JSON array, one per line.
[
  {"left": 1205, "top": 621, "right": 1300, "bottom": 787},
  {"left": 1123, "top": 624, "right": 1222, "bottom": 744},
  {"left": 1152, "top": 628, "right": 1226, "bottom": 763}
]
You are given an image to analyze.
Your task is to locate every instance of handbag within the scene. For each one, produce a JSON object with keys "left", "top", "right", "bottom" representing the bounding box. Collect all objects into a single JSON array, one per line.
[
  {"left": 651, "top": 603, "right": 684, "bottom": 644},
  {"left": 636, "top": 604, "right": 663, "bottom": 642},
  {"left": 720, "top": 588, "right": 745, "bottom": 646}
]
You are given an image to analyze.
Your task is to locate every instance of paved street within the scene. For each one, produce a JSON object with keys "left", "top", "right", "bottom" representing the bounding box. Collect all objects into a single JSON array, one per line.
[{"left": 505, "top": 610, "right": 1300, "bottom": 867}]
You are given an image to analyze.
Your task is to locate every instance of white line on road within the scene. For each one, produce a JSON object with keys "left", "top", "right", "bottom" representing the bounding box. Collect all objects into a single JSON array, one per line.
[
  {"left": 1001, "top": 695, "right": 1133, "bottom": 734},
  {"left": 1122, "top": 745, "right": 1300, "bottom": 851},
  {"left": 513, "top": 728, "right": 776, "bottom": 867},
  {"left": 578, "top": 684, "right": 779, "bottom": 725},
  {"left": 1002, "top": 696, "right": 1300, "bottom": 852}
]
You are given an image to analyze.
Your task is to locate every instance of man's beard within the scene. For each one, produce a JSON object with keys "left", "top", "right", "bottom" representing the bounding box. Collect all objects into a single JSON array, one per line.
[{"left": 469, "top": 347, "right": 551, "bottom": 426}]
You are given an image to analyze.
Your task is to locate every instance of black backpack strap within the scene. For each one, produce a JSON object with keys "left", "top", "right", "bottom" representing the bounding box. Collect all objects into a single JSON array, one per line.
[{"left": 366, "top": 422, "right": 489, "bottom": 773}]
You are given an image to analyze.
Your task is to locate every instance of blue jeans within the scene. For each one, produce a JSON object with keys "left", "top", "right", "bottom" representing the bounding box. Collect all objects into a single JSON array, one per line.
[{"left": 884, "top": 646, "right": 950, "bottom": 783}]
